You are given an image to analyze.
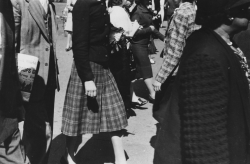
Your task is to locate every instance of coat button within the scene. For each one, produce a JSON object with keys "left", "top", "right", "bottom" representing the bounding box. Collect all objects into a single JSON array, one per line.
[
  {"left": 104, "top": 13, "right": 106, "bottom": 15},
  {"left": 45, "top": 63, "right": 48, "bottom": 66},
  {"left": 45, "top": 48, "right": 49, "bottom": 51}
]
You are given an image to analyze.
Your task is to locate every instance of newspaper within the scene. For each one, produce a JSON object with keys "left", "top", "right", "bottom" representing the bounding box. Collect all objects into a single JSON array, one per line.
[{"left": 17, "top": 53, "right": 38, "bottom": 102}]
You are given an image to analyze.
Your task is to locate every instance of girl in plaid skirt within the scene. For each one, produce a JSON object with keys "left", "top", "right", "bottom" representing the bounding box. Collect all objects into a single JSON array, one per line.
[{"left": 61, "top": 0, "right": 128, "bottom": 164}]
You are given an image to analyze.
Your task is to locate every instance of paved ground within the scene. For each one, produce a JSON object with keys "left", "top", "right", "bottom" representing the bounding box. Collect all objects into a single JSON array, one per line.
[{"left": 20, "top": 3, "right": 168, "bottom": 164}]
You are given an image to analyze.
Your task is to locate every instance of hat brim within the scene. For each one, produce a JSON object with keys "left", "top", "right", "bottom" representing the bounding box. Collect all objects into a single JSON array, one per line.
[{"left": 227, "top": 0, "right": 250, "bottom": 9}]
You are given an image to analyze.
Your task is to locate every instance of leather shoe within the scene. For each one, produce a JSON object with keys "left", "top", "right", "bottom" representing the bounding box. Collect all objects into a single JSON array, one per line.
[{"left": 131, "top": 98, "right": 148, "bottom": 107}]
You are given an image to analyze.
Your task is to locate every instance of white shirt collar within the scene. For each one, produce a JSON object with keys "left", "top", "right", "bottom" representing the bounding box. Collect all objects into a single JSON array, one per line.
[{"left": 39, "top": 0, "right": 49, "bottom": 14}]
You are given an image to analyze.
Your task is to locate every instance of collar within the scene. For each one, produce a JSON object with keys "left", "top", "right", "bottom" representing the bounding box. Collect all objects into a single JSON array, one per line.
[
  {"left": 174, "top": 2, "right": 194, "bottom": 13},
  {"left": 214, "top": 28, "right": 232, "bottom": 45}
]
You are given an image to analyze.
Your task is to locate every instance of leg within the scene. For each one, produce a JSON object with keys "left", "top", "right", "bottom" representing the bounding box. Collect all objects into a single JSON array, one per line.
[
  {"left": 144, "top": 77, "right": 155, "bottom": 100},
  {"left": 110, "top": 130, "right": 127, "bottom": 164},
  {"left": 159, "top": 0, "right": 165, "bottom": 26},
  {"left": 64, "top": 136, "right": 79, "bottom": 164},
  {"left": 0, "top": 129, "right": 30, "bottom": 164},
  {"left": 23, "top": 89, "right": 55, "bottom": 164},
  {"left": 65, "top": 32, "right": 72, "bottom": 51},
  {"left": 130, "top": 80, "right": 139, "bottom": 102}
]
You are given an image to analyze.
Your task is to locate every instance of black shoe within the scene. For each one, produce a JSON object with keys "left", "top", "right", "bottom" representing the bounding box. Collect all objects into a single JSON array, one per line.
[
  {"left": 131, "top": 98, "right": 148, "bottom": 107},
  {"left": 60, "top": 156, "right": 68, "bottom": 164},
  {"left": 65, "top": 47, "right": 72, "bottom": 52},
  {"left": 148, "top": 95, "right": 155, "bottom": 104}
]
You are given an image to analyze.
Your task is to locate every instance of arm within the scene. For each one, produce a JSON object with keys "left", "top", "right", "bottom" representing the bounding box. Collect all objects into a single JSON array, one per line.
[
  {"left": 152, "top": 29, "right": 164, "bottom": 41},
  {"left": 179, "top": 53, "right": 229, "bottom": 162},
  {"left": 72, "top": 0, "right": 94, "bottom": 83},
  {"left": 155, "top": 11, "right": 189, "bottom": 84},
  {"left": 131, "top": 13, "right": 152, "bottom": 37}
]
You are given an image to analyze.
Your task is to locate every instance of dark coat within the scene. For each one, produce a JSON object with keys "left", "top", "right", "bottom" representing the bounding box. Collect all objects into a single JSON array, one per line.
[
  {"left": 72, "top": 0, "right": 110, "bottom": 83},
  {"left": 131, "top": 4, "right": 164, "bottom": 45},
  {"left": 154, "top": 28, "right": 250, "bottom": 164},
  {"left": 0, "top": 0, "right": 24, "bottom": 143},
  {"left": 165, "top": 0, "right": 179, "bottom": 17},
  {"left": 233, "top": 25, "right": 250, "bottom": 66}
]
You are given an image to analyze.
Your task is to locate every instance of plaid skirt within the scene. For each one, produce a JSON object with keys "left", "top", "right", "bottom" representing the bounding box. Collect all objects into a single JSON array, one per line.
[{"left": 61, "top": 61, "right": 128, "bottom": 136}]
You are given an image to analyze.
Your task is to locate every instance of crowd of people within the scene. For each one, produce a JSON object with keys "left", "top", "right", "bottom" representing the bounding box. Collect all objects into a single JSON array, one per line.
[{"left": 1, "top": 0, "right": 250, "bottom": 164}]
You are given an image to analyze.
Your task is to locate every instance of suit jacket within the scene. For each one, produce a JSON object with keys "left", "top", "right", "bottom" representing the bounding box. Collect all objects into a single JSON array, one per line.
[
  {"left": 11, "top": 0, "right": 59, "bottom": 101},
  {"left": 0, "top": 0, "right": 24, "bottom": 143},
  {"left": 72, "top": 0, "right": 110, "bottom": 83},
  {"left": 154, "top": 28, "right": 250, "bottom": 164}
]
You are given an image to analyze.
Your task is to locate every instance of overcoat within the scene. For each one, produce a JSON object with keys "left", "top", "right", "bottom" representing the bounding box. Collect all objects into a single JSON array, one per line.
[
  {"left": 11, "top": 0, "right": 59, "bottom": 101},
  {"left": 154, "top": 28, "right": 250, "bottom": 164},
  {"left": 0, "top": 0, "right": 24, "bottom": 144}
]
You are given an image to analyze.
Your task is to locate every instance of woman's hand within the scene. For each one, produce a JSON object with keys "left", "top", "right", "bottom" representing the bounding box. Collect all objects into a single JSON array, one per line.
[
  {"left": 84, "top": 81, "right": 97, "bottom": 97},
  {"left": 153, "top": 80, "right": 162, "bottom": 91}
]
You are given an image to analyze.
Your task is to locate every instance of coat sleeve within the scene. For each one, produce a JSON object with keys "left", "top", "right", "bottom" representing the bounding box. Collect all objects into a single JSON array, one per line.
[
  {"left": 178, "top": 53, "right": 230, "bottom": 163},
  {"left": 152, "top": 29, "right": 164, "bottom": 41},
  {"left": 131, "top": 12, "right": 152, "bottom": 37},
  {"left": 10, "top": 0, "right": 21, "bottom": 52},
  {"left": 72, "top": 0, "right": 94, "bottom": 83}
]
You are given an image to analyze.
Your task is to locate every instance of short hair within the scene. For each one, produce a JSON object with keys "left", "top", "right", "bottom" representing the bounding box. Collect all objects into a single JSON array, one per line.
[{"left": 108, "top": 0, "right": 123, "bottom": 7}]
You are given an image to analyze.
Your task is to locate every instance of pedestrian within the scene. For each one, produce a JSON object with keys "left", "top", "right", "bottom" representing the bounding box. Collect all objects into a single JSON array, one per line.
[
  {"left": 154, "top": 0, "right": 250, "bottom": 163},
  {"left": 61, "top": 0, "right": 128, "bottom": 164},
  {"left": 11, "top": 0, "right": 60, "bottom": 163},
  {"left": 108, "top": 0, "right": 137, "bottom": 118},
  {"left": 63, "top": 0, "right": 77, "bottom": 51},
  {"left": 152, "top": 0, "right": 200, "bottom": 123},
  {"left": 0, "top": 1, "right": 29, "bottom": 163},
  {"left": 130, "top": 0, "right": 164, "bottom": 105}
]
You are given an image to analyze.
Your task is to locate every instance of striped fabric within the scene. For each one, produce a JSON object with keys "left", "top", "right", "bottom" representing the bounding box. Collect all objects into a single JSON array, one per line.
[{"left": 61, "top": 61, "right": 128, "bottom": 136}]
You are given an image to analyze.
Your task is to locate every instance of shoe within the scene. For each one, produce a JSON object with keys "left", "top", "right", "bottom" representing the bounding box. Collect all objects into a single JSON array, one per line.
[
  {"left": 131, "top": 98, "right": 148, "bottom": 107},
  {"left": 60, "top": 149, "right": 76, "bottom": 164},
  {"left": 150, "top": 58, "right": 155, "bottom": 64},
  {"left": 65, "top": 47, "right": 72, "bottom": 51},
  {"left": 148, "top": 95, "right": 155, "bottom": 104},
  {"left": 60, "top": 156, "right": 68, "bottom": 164}
]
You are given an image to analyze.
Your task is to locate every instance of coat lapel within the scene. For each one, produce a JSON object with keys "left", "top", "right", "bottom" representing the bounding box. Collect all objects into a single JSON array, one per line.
[
  {"left": 210, "top": 28, "right": 250, "bottom": 135},
  {"left": 49, "top": 4, "right": 57, "bottom": 45},
  {"left": 28, "top": 0, "right": 50, "bottom": 42}
]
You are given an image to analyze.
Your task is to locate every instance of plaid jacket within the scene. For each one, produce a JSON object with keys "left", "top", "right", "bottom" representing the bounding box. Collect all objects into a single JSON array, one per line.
[{"left": 155, "top": 2, "right": 200, "bottom": 83}]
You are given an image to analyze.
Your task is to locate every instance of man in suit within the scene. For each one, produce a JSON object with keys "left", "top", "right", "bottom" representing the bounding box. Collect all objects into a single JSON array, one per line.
[
  {"left": 11, "top": 0, "right": 59, "bottom": 163},
  {"left": 0, "top": 0, "right": 29, "bottom": 163}
]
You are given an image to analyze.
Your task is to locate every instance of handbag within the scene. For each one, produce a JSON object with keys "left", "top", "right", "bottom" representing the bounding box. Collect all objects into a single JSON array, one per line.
[{"left": 148, "top": 36, "right": 157, "bottom": 55}]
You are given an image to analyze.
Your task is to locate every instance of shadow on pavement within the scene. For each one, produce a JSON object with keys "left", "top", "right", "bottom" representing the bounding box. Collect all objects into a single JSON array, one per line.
[{"left": 49, "top": 131, "right": 131, "bottom": 164}]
